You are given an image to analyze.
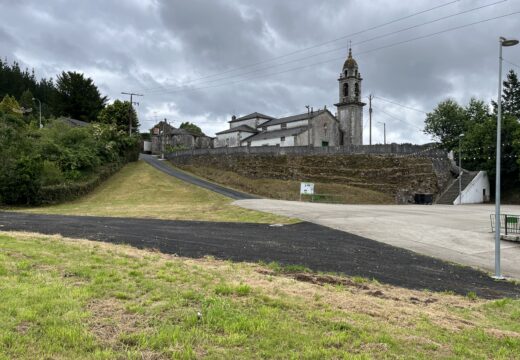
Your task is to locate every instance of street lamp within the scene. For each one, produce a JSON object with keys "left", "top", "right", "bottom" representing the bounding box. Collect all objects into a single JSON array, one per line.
[
  {"left": 458, "top": 134, "right": 465, "bottom": 205},
  {"left": 378, "top": 121, "right": 386, "bottom": 145},
  {"left": 494, "top": 36, "right": 519, "bottom": 280},
  {"left": 32, "top": 97, "right": 42, "bottom": 129}
]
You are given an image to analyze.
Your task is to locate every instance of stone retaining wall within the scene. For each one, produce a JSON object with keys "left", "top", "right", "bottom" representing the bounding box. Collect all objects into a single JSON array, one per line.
[{"left": 167, "top": 148, "right": 453, "bottom": 202}]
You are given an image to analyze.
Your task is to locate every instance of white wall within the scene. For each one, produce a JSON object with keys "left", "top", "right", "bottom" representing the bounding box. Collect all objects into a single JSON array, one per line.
[
  {"left": 248, "top": 135, "right": 296, "bottom": 147},
  {"left": 454, "top": 171, "right": 490, "bottom": 205}
]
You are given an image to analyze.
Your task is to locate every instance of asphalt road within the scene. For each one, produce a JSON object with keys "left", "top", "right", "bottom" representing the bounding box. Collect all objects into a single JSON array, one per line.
[
  {"left": 141, "top": 154, "right": 256, "bottom": 200},
  {"left": 236, "top": 199, "right": 520, "bottom": 280},
  {"left": 1, "top": 211, "right": 518, "bottom": 299}
]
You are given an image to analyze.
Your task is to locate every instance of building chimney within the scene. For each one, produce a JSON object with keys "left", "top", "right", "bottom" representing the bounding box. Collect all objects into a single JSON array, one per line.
[{"left": 231, "top": 115, "right": 236, "bottom": 121}]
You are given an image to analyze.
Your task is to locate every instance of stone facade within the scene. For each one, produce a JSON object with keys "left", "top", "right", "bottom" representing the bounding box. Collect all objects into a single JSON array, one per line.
[
  {"left": 335, "top": 48, "right": 365, "bottom": 145},
  {"left": 150, "top": 121, "right": 213, "bottom": 154}
]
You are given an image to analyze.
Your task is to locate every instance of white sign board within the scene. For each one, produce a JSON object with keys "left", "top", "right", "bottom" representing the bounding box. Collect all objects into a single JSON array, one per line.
[{"left": 300, "top": 182, "right": 314, "bottom": 195}]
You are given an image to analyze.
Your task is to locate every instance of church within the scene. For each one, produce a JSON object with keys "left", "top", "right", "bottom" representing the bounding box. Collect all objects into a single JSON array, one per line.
[{"left": 214, "top": 48, "right": 365, "bottom": 148}]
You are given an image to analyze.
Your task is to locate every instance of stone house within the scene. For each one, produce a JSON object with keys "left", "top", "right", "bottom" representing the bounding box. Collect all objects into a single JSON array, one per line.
[{"left": 151, "top": 121, "right": 213, "bottom": 154}]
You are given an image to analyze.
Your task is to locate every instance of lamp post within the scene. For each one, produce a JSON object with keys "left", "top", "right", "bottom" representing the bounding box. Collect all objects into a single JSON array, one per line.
[
  {"left": 494, "top": 36, "right": 519, "bottom": 280},
  {"left": 32, "top": 97, "right": 42, "bottom": 128},
  {"left": 458, "top": 134, "right": 464, "bottom": 205}
]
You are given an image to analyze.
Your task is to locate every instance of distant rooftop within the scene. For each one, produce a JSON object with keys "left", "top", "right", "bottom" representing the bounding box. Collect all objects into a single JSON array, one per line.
[
  {"left": 229, "top": 112, "right": 274, "bottom": 123},
  {"left": 215, "top": 124, "right": 258, "bottom": 135}
]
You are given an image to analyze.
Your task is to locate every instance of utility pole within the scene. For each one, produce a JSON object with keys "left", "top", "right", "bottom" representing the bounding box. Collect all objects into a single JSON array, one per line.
[
  {"left": 383, "top": 122, "right": 386, "bottom": 145},
  {"left": 369, "top": 94, "right": 373, "bottom": 145},
  {"left": 121, "top": 92, "right": 143, "bottom": 135},
  {"left": 305, "top": 105, "right": 311, "bottom": 147}
]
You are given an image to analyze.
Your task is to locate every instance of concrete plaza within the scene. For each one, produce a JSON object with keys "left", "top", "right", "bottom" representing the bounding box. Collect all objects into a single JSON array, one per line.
[{"left": 235, "top": 200, "right": 520, "bottom": 279}]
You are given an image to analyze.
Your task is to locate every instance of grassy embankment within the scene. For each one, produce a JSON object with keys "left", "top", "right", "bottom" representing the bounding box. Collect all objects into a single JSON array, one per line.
[
  {"left": 1, "top": 232, "right": 519, "bottom": 359},
  {"left": 175, "top": 164, "right": 395, "bottom": 204},
  {"left": 19, "top": 160, "right": 294, "bottom": 224}
]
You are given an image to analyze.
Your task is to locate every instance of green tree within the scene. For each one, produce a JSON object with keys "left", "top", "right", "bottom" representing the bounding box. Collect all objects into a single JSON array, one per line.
[
  {"left": 19, "top": 89, "right": 34, "bottom": 111},
  {"left": 55, "top": 71, "right": 107, "bottom": 122},
  {"left": 97, "top": 100, "right": 139, "bottom": 133},
  {"left": 423, "top": 98, "right": 466, "bottom": 150},
  {"left": 493, "top": 70, "right": 520, "bottom": 119},
  {"left": 179, "top": 121, "right": 203, "bottom": 135},
  {"left": 0, "top": 95, "right": 22, "bottom": 117}
]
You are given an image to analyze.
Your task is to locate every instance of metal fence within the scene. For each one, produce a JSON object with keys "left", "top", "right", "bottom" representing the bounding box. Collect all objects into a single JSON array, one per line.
[{"left": 490, "top": 214, "right": 520, "bottom": 234}]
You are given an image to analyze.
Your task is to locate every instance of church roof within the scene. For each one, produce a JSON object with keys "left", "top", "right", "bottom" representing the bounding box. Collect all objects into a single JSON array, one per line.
[
  {"left": 261, "top": 109, "right": 328, "bottom": 127},
  {"left": 228, "top": 112, "right": 274, "bottom": 123},
  {"left": 244, "top": 126, "right": 308, "bottom": 142},
  {"left": 343, "top": 48, "right": 358, "bottom": 69},
  {"left": 215, "top": 125, "right": 258, "bottom": 135}
]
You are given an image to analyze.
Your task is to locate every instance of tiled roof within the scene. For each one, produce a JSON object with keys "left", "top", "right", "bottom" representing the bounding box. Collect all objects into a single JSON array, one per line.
[
  {"left": 243, "top": 126, "right": 308, "bottom": 142},
  {"left": 261, "top": 109, "right": 327, "bottom": 127},
  {"left": 215, "top": 124, "right": 258, "bottom": 135},
  {"left": 229, "top": 112, "right": 274, "bottom": 123}
]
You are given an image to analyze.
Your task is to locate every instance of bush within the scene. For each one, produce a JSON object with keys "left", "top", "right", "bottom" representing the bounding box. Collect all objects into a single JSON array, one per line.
[
  {"left": 36, "top": 162, "right": 122, "bottom": 204},
  {"left": 0, "top": 109, "right": 141, "bottom": 205}
]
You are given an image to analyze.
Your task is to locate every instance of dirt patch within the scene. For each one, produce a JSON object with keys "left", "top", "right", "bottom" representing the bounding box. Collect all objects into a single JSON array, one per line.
[
  {"left": 86, "top": 298, "right": 146, "bottom": 346},
  {"left": 15, "top": 321, "right": 31, "bottom": 335}
]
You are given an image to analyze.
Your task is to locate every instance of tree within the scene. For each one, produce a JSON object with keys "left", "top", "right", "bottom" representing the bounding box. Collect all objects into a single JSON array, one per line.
[
  {"left": 493, "top": 69, "right": 520, "bottom": 119},
  {"left": 55, "top": 71, "right": 107, "bottom": 122},
  {"left": 97, "top": 100, "right": 139, "bottom": 133},
  {"left": 19, "top": 89, "right": 34, "bottom": 111},
  {"left": 0, "top": 95, "right": 22, "bottom": 117},
  {"left": 423, "top": 99, "right": 466, "bottom": 150},
  {"left": 179, "top": 121, "right": 203, "bottom": 135}
]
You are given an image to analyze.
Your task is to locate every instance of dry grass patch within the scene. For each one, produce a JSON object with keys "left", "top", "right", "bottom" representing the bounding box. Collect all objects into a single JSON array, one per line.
[
  {"left": 176, "top": 164, "right": 394, "bottom": 204},
  {"left": 15, "top": 161, "right": 295, "bottom": 224},
  {"left": 1, "top": 231, "right": 519, "bottom": 359}
]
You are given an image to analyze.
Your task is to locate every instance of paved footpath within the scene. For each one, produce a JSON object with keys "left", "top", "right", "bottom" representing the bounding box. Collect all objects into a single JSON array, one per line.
[
  {"left": 141, "top": 154, "right": 256, "bottom": 200},
  {"left": 1, "top": 211, "right": 519, "bottom": 299},
  {"left": 235, "top": 199, "right": 520, "bottom": 280}
]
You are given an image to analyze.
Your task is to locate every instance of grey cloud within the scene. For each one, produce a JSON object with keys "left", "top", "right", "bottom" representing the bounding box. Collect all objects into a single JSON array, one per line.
[{"left": 1, "top": 0, "right": 519, "bottom": 143}]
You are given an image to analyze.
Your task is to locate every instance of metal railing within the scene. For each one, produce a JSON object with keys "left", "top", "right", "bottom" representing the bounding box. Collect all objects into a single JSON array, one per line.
[{"left": 490, "top": 214, "right": 520, "bottom": 235}]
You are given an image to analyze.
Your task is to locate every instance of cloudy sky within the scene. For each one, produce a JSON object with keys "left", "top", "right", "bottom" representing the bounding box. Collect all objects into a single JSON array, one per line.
[{"left": 1, "top": 0, "right": 519, "bottom": 143}]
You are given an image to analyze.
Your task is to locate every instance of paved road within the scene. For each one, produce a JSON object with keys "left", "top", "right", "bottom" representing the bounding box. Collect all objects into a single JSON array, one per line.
[
  {"left": 141, "top": 154, "right": 257, "bottom": 200},
  {"left": 1, "top": 211, "right": 519, "bottom": 299},
  {"left": 235, "top": 199, "right": 520, "bottom": 280}
]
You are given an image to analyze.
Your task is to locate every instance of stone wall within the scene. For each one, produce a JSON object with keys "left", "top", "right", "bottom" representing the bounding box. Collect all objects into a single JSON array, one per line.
[
  {"left": 168, "top": 150, "right": 453, "bottom": 201},
  {"left": 167, "top": 143, "right": 445, "bottom": 158}
]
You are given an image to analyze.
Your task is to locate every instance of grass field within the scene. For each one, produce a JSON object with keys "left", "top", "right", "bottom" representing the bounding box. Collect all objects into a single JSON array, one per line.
[
  {"left": 19, "top": 161, "right": 294, "bottom": 224},
  {"left": 0, "top": 232, "right": 519, "bottom": 359},
  {"left": 176, "top": 165, "right": 395, "bottom": 204}
]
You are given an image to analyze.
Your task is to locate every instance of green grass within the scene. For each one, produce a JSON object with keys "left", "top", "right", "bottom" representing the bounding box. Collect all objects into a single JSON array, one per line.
[
  {"left": 16, "top": 160, "right": 295, "bottom": 224},
  {"left": 1, "top": 232, "right": 519, "bottom": 359}
]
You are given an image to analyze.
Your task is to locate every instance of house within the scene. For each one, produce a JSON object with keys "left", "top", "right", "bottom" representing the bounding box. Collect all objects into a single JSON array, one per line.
[{"left": 150, "top": 120, "right": 213, "bottom": 154}]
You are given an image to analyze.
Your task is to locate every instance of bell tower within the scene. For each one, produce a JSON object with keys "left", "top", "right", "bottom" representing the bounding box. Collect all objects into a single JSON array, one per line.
[{"left": 335, "top": 48, "right": 365, "bottom": 145}]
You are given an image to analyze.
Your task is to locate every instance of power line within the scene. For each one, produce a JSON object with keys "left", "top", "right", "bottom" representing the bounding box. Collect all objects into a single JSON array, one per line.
[
  {"left": 147, "top": 11, "right": 520, "bottom": 97},
  {"left": 372, "top": 106, "right": 424, "bottom": 131},
  {"left": 374, "top": 96, "right": 428, "bottom": 114},
  {"left": 144, "top": 0, "right": 506, "bottom": 95},
  {"left": 503, "top": 58, "right": 520, "bottom": 69},
  {"left": 137, "top": 0, "right": 462, "bottom": 93}
]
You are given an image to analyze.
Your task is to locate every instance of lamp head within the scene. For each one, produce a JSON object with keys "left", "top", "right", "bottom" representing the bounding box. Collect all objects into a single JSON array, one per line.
[{"left": 500, "top": 37, "right": 519, "bottom": 47}]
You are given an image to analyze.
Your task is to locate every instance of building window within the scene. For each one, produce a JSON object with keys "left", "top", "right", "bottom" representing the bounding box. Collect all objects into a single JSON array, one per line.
[
  {"left": 281, "top": 136, "right": 286, "bottom": 141},
  {"left": 354, "top": 83, "right": 359, "bottom": 99},
  {"left": 281, "top": 123, "right": 287, "bottom": 129},
  {"left": 343, "top": 83, "right": 348, "bottom": 97}
]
